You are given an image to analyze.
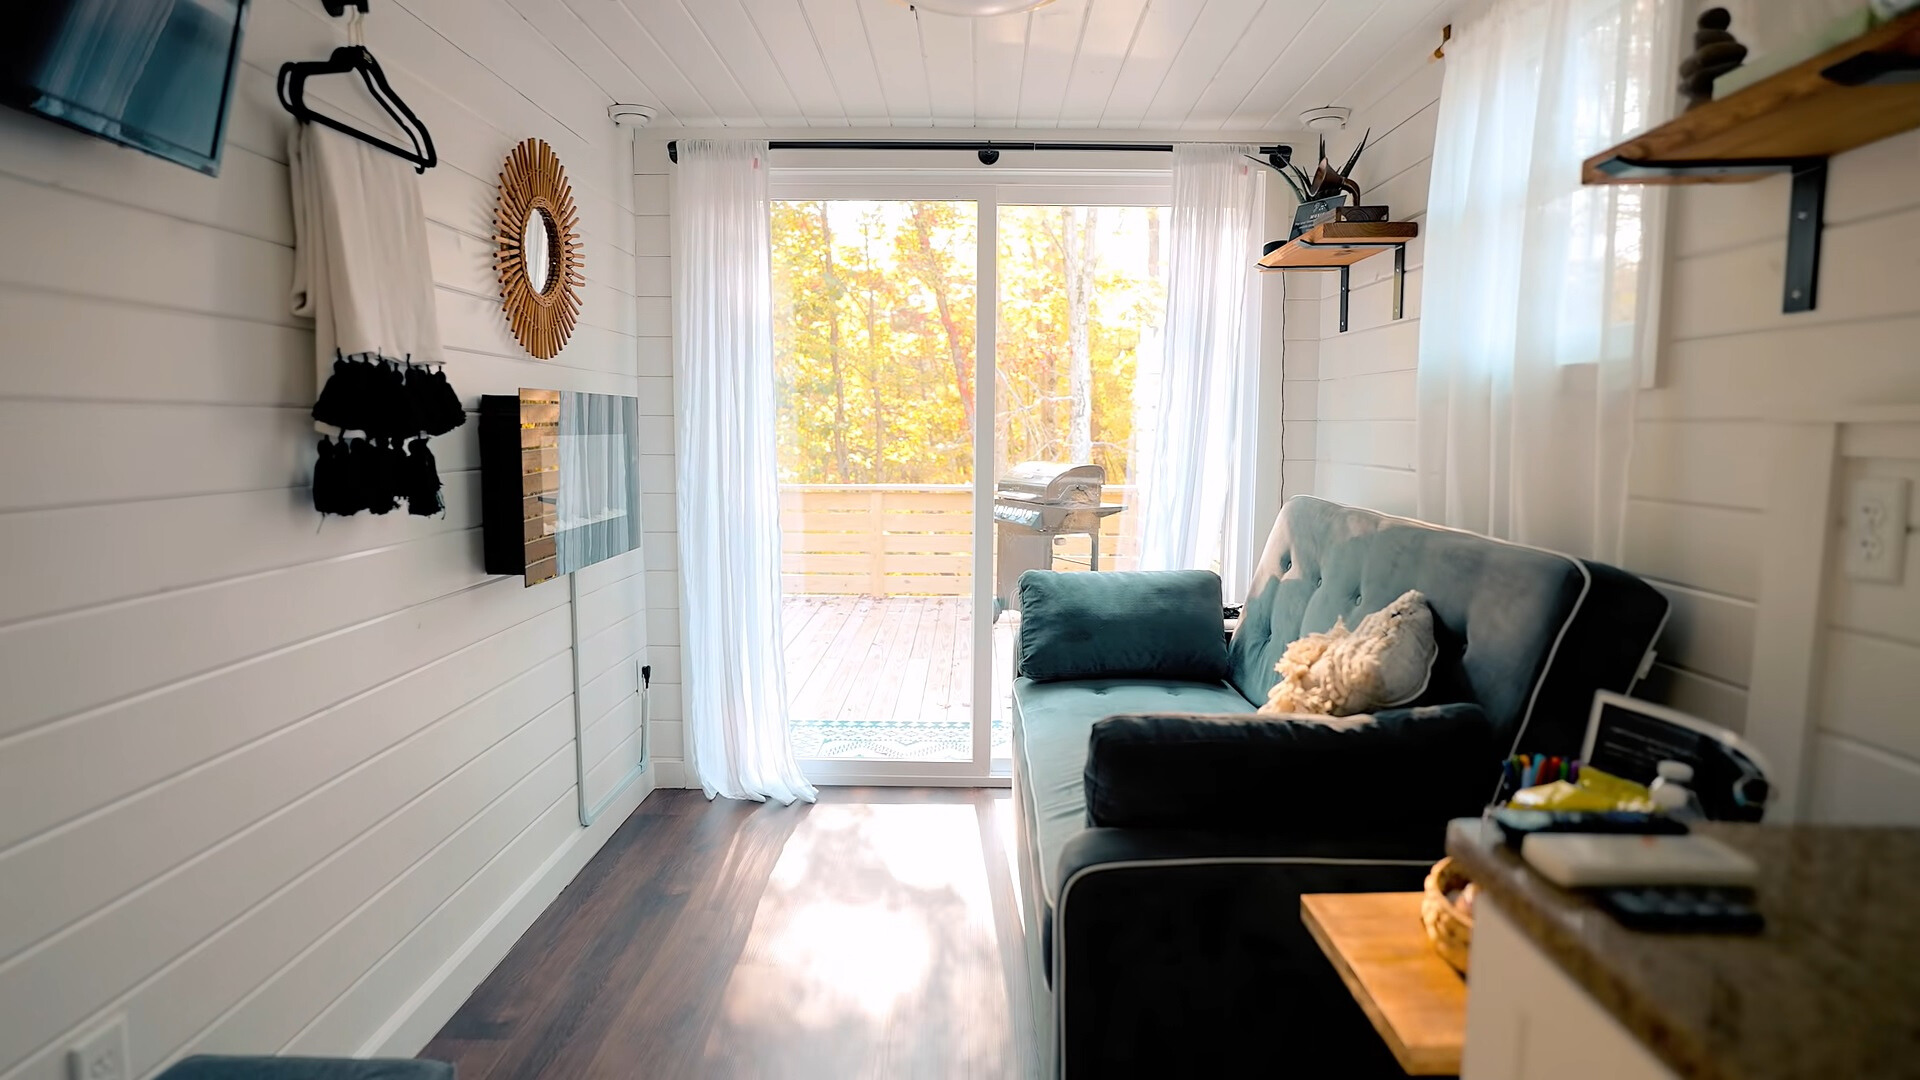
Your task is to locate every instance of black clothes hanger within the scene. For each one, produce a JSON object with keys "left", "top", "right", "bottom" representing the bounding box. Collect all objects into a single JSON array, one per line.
[{"left": 277, "top": 5, "right": 437, "bottom": 173}]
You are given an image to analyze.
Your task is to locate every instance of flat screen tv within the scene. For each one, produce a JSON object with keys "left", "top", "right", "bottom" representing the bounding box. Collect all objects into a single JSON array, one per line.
[
  {"left": 1, "top": 0, "right": 250, "bottom": 176},
  {"left": 481, "top": 389, "right": 643, "bottom": 587}
]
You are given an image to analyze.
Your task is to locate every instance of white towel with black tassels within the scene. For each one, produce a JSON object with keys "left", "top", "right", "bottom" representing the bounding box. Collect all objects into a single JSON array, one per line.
[{"left": 288, "top": 122, "right": 443, "bottom": 432}]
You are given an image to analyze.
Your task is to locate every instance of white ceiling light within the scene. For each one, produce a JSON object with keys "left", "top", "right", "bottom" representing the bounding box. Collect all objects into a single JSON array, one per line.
[
  {"left": 893, "top": 0, "right": 1057, "bottom": 15},
  {"left": 1299, "top": 106, "right": 1351, "bottom": 132}
]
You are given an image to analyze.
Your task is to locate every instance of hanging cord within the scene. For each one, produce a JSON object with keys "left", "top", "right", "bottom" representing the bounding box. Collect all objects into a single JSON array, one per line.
[{"left": 346, "top": 6, "right": 365, "bottom": 48}]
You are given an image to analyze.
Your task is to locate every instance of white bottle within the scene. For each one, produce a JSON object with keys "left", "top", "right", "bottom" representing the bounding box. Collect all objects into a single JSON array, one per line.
[{"left": 1649, "top": 760, "right": 1705, "bottom": 822}]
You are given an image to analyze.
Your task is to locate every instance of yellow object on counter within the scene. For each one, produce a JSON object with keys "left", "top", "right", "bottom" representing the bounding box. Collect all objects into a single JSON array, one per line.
[{"left": 1508, "top": 767, "right": 1655, "bottom": 813}]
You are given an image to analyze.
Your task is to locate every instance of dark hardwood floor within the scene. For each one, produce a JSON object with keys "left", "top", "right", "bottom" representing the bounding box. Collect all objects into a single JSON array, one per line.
[{"left": 422, "top": 787, "right": 1039, "bottom": 1080}]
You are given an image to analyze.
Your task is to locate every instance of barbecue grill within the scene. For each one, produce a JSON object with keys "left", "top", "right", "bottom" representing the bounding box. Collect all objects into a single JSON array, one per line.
[{"left": 993, "top": 461, "right": 1125, "bottom": 616}]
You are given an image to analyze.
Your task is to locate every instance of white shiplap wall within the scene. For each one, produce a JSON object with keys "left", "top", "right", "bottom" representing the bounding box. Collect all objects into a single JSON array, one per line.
[
  {"left": 0, "top": 1, "right": 659, "bottom": 1075},
  {"left": 1300, "top": 41, "right": 1920, "bottom": 795},
  {"left": 633, "top": 138, "right": 684, "bottom": 780},
  {"left": 1299, "top": 48, "right": 1442, "bottom": 514},
  {"left": 1258, "top": 174, "right": 1301, "bottom": 530},
  {"left": 1804, "top": 431, "right": 1920, "bottom": 825},
  {"left": 1632, "top": 129, "right": 1920, "bottom": 735}
]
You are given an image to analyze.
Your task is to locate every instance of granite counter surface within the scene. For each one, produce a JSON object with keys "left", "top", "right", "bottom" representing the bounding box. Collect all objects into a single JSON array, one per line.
[{"left": 1447, "top": 818, "right": 1920, "bottom": 1080}]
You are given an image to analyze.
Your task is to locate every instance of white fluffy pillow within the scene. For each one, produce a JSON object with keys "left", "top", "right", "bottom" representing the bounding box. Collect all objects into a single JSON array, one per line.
[{"left": 1259, "top": 589, "right": 1438, "bottom": 717}]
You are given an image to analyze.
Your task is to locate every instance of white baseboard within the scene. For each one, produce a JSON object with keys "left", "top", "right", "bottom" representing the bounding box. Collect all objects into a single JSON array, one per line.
[
  {"left": 651, "top": 758, "right": 691, "bottom": 789},
  {"left": 365, "top": 766, "right": 660, "bottom": 1057}
]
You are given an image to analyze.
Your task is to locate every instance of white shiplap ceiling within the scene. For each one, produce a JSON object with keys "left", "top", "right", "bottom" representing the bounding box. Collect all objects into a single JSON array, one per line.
[{"left": 514, "top": 0, "right": 1453, "bottom": 130}]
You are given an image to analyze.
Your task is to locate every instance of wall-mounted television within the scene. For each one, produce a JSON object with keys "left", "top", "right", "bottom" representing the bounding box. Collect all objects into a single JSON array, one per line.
[
  {"left": 481, "top": 389, "right": 643, "bottom": 586},
  {"left": 1, "top": 0, "right": 250, "bottom": 176}
]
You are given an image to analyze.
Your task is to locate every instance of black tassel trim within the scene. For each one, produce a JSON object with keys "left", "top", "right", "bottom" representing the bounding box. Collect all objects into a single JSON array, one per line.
[
  {"left": 312, "top": 436, "right": 356, "bottom": 515},
  {"left": 312, "top": 351, "right": 464, "bottom": 441},
  {"left": 310, "top": 350, "right": 459, "bottom": 518},
  {"left": 406, "top": 364, "right": 467, "bottom": 437},
  {"left": 403, "top": 437, "right": 444, "bottom": 516},
  {"left": 312, "top": 435, "right": 447, "bottom": 518},
  {"left": 358, "top": 439, "right": 400, "bottom": 515}
]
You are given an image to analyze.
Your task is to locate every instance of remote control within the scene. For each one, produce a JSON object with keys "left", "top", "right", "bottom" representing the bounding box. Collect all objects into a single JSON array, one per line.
[{"left": 1595, "top": 886, "right": 1764, "bottom": 934}]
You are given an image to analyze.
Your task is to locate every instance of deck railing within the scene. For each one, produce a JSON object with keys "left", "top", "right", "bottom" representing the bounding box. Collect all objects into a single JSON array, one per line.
[{"left": 780, "top": 483, "right": 1137, "bottom": 596}]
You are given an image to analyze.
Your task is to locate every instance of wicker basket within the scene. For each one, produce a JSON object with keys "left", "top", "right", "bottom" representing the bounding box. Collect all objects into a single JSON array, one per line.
[{"left": 1420, "top": 857, "right": 1474, "bottom": 976}]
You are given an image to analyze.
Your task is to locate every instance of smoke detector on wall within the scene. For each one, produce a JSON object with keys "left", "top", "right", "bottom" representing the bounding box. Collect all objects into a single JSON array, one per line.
[
  {"left": 1299, "top": 107, "right": 1351, "bottom": 132},
  {"left": 609, "top": 103, "right": 654, "bottom": 128}
]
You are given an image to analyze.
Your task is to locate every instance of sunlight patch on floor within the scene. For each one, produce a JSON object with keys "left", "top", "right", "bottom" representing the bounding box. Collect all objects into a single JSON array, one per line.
[{"left": 710, "top": 800, "right": 1016, "bottom": 1077}]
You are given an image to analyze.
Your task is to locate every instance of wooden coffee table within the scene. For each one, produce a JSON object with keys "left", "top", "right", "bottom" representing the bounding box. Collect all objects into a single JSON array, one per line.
[{"left": 1301, "top": 892, "right": 1467, "bottom": 1076}]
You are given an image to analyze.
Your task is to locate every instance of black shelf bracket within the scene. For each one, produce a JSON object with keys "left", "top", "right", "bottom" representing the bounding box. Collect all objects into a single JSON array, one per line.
[
  {"left": 1276, "top": 235, "right": 1410, "bottom": 334},
  {"left": 1331, "top": 255, "right": 1408, "bottom": 333},
  {"left": 1784, "top": 160, "right": 1827, "bottom": 313},
  {"left": 1590, "top": 153, "right": 1829, "bottom": 313},
  {"left": 1322, "top": 245, "right": 1406, "bottom": 334},
  {"left": 1392, "top": 244, "right": 1406, "bottom": 321},
  {"left": 1257, "top": 236, "right": 1410, "bottom": 333}
]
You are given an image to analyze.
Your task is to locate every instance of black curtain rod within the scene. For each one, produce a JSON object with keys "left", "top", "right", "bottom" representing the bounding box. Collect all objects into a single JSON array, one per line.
[{"left": 666, "top": 139, "right": 1292, "bottom": 167}]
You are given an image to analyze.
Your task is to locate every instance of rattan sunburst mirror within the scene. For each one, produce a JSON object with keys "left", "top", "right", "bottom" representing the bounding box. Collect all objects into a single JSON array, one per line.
[{"left": 495, "top": 138, "right": 584, "bottom": 359}]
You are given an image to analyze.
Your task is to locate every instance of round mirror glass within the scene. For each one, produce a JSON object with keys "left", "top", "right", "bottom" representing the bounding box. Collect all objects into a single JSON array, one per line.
[{"left": 523, "top": 208, "right": 554, "bottom": 295}]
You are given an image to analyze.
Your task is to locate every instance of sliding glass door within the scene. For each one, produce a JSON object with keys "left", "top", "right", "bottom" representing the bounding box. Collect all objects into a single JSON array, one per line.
[
  {"left": 769, "top": 173, "right": 1168, "bottom": 784},
  {"left": 990, "top": 204, "right": 1166, "bottom": 766},
  {"left": 771, "top": 199, "right": 980, "bottom": 775}
]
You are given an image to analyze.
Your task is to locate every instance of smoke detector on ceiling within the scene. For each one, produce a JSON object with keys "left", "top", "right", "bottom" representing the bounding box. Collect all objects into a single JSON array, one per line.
[
  {"left": 892, "top": 0, "right": 1057, "bottom": 15},
  {"left": 1299, "top": 107, "right": 1351, "bottom": 132},
  {"left": 609, "top": 103, "right": 655, "bottom": 128}
]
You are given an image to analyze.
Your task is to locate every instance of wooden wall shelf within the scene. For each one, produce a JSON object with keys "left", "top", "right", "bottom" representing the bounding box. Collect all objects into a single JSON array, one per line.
[
  {"left": 1582, "top": 11, "right": 1920, "bottom": 312},
  {"left": 1257, "top": 221, "right": 1419, "bottom": 332},
  {"left": 1258, "top": 221, "right": 1420, "bottom": 268}
]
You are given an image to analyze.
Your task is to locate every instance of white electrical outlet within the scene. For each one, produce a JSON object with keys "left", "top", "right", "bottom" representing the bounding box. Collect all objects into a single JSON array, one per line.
[
  {"left": 1844, "top": 476, "right": 1911, "bottom": 584},
  {"left": 67, "top": 1017, "right": 129, "bottom": 1080}
]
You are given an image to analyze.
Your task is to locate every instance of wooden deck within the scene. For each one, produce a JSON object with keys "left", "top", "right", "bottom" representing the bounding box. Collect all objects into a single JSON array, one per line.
[
  {"left": 782, "top": 595, "right": 1012, "bottom": 761},
  {"left": 778, "top": 482, "right": 1130, "bottom": 761},
  {"left": 784, "top": 595, "right": 973, "bottom": 723}
]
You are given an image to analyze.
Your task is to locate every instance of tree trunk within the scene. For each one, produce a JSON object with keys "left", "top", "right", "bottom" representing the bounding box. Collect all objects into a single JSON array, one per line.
[
  {"left": 862, "top": 229, "right": 884, "bottom": 484},
  {"left": 1066, "top": 207, "right": 1097, "bottom": 464},
  {"left": 819, "top": 203, "right": 850, "bottom": 484},
  {"left": 1147, "top": 206, "right": 1161, "bottom": 281},
  {"left": 1040, "top": 218, "right": 1061, "bottom": 447},
  {"left": 908, "top": 204, "right": 974, "bottom": 431}
]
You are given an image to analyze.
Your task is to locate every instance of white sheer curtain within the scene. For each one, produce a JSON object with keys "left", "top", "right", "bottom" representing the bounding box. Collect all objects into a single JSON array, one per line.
[
  {"left": 1134, "top": 144, "right": 1265, "bottom": 597},
  {"left": 1415, "top": 0, "right": 1678, "bottom": 562},
  {"left": 672, "top": 140, "right": 815, "bottom": 806}
]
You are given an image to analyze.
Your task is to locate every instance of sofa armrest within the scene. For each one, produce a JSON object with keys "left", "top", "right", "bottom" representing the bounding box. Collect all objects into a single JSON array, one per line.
[
  {"left": 1083, "top": 703, "right": 1495, "bottom": 840},
  {"left": 1017, "top": 569, "right": 1228, "bottom": 682},
  {"left": 1050, "top": 827, "right": 1434, "bottom": 1078}
]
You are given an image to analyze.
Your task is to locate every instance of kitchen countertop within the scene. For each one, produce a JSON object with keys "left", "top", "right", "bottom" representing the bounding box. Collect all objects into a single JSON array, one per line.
[{"left": 1447, "top": 817, "right": 1920, "bottom": 1080}]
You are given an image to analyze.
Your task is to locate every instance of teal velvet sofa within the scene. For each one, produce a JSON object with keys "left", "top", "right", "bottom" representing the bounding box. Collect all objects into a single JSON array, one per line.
[{"left": 1011, "top": 496, "right": 1669, "bottom": 1078}]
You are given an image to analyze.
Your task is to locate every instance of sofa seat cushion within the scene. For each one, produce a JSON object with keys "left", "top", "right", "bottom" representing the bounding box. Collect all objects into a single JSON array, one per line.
[{"left": 1012, "top": 676, "right": 1257, "bottom": 909}]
